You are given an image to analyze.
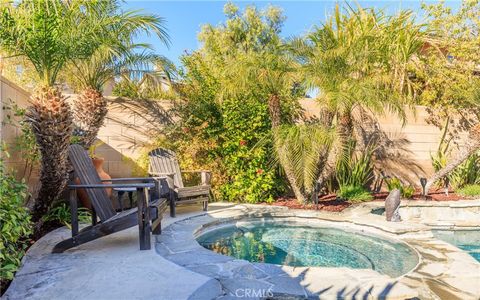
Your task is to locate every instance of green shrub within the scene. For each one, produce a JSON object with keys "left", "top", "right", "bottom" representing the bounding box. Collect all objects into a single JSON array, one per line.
[
  {"left": 42, "top": 203, "right": 91, "bottom": 229},
  {"left": 336, "top": 141, "right": 374, "bottom": 188},
  {"left": 0, "top": 155, "right": 31, "bottom": 281},
  {"left": 457, "top": 184, "right": 480, "bottom": 197},
  {"left": 401, "top": 185, "right": 415, "bottom": 199},
  {"left": 338, "top": 185, "right": 373, "bottom": 202},
  {"left": 384, "top": 177, "right": 415, "bottom": 199},
  {"left": 450, "top": 153, "right": 480, "bottom": 189}
]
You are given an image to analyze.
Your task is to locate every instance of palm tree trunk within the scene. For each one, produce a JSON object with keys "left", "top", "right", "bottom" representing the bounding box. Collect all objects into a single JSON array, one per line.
[
  {"left": 74, "top": 87, "right": 108, "bottom": 149},
  {"left": 283, "top": 165, "right": 307, "bottom": 203},
  {"left": 268, "top": 94, "right": 281, "bottom": 128},
  {"left": 425, "top": 124, "right": 480, "bottom": 194},
  {"left": 318, "top": 107, "right": 334, "bottom": 127},
  {"left": 338, "top": 111, "right": 354, "bottom": 144},
  {"left": 26, "top": 86, "right": 73, "bottom": 222}
]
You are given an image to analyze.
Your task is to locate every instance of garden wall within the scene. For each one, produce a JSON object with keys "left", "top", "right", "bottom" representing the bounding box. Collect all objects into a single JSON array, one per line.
[
  {"left": 0, "top": 76, "right": 40, "bottom": 192},
  {"left": 1, "top": 75, "right": 469, "bottom": 188}
]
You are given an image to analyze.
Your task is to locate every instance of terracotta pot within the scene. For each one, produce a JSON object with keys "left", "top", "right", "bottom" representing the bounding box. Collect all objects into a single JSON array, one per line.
[{"left": 75, "top": 157, "right": 112, "bottom": 209}]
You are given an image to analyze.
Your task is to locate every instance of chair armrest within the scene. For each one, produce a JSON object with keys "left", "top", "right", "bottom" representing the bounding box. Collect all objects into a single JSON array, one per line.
[
  {"left": 148, "top": 171, "right": 175, "bottom": 177},
  {"left": 69, "top": 183, "right": 155, "bottom": 189},
  {"left": 182, "top": 170, "right": 211, "bottom": 174},
  {"left": 102, "top": 177, "right": 155, "bottom": 182}
]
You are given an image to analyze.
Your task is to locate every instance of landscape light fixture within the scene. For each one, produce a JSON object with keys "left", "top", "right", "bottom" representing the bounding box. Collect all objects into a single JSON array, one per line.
[{"left": 420, "top": 177, "right": 427, "bottom": 200}]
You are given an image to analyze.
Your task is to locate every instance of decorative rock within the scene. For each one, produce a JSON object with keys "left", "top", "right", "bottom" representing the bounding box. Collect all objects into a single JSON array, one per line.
[{"left": 385, "top": 189, "right": 402, "bottom": 222}]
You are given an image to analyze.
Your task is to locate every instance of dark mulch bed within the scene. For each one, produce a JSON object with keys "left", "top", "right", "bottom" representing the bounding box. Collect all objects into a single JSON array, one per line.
[
  {"left": 268, "top": 195, "right": 351, "bottom": 212},
  {"left": 267, "top": 188, "right": 470, "bottom": 213},
  {"left": 371, "top": 190, "right": 463, "bottom": 201}
]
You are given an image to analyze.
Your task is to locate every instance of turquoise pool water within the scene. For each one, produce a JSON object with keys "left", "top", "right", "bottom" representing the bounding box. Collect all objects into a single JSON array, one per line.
[
  {"left": 197, "top": 222, "right": 418, "bottom": 277},
  {"left": 432, "top": 230, "right": 480, "bottom": 262}
]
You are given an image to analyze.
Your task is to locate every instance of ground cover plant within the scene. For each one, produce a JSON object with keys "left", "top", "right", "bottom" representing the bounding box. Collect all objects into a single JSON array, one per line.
[{"left": 0, "top": 148, "right": 31, "bottom": 289}]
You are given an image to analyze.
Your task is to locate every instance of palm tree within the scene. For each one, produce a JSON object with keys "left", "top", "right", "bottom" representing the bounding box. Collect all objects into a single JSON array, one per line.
[
  {"left": 290, "top": 4, "right": 424, "bottom": 189},
  {"left": 66, "top": 0, "right": 171, "bottom": 149},
  {"left": 0, "top": 0, "right": 110, "bottom": 222},
  {"left": 272, "top": 125, "right": 335, "bottom": 203}
]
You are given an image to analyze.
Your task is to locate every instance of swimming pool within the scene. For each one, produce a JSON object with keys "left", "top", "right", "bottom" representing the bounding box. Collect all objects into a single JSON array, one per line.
[
  {"left": 196, "top": 221, "right": 419, "bottom": 277},
  {"left": 432, "top": 229, "right": 480, "bottom": 261}
]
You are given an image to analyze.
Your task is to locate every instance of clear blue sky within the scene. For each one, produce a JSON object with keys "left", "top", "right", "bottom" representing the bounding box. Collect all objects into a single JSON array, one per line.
[{"left": 123, "top": 1, "right": 461, "bottom": 67}]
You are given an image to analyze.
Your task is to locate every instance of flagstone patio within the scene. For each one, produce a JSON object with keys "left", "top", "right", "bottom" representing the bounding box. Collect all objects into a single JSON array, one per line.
[{"left": 4, "top": 202, "right": 480, "bottom": 300}]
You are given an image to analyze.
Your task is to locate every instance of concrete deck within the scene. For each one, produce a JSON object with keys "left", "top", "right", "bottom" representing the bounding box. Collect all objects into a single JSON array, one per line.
[{"left": 4, "top": 202, "right": 480, "bottom": 300}]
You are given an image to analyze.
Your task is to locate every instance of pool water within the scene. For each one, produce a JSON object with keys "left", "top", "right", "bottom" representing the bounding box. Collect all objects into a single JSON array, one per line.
[
  {"left": 432, "top": 230, "right": 480, "bottom": 262},
  {"left": 197, "top": 222, "right": 418, "bottom": 277}
]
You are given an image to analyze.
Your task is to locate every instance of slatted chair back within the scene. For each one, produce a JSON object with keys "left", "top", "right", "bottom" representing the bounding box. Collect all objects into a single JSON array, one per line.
[
  {"left": 68, "top": 144, "right": 116, "bottom": 221},
  {"left": 148, "top": 148, "right": 184, "bottom": 188}
]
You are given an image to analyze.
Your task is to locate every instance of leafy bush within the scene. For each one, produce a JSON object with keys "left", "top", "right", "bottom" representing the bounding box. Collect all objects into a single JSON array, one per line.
[
  {"left": 450, "top": 153, "right": 480, "bottom": 188},
  {"left": 337, "top": 185, "right": 373, "bottom": 202},
  {"left": 336, "top": 141, "right": 374, "bottom": 188},
  {"left": 158, "top": 4, "right": 302, "bottom": 203},
  {"left": 457, "top": 184, "right": 480, "bottom": 197},
  {"left": 0, "top": 154, "right": 31, "bottom": 281},
  {"left": 431, "top": 121, "right": 480, "bottom": 189},
  {"left": 384, "top": 177, "right": 415, "bottom": 199},
  {"left": 42, "top": 203, "right": 91, "bottom": 229}
]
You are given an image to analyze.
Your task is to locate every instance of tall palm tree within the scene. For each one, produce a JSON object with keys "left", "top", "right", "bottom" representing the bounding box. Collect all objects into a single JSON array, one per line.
[
  {"left": 0, "top": 0, "right": 110, "bottom": 222},
  {"left": 66, "top": 0, "right": 171, "bottom": 149},
  {"left": 290, "top": 4, "right": 424, "bottom": 189}
]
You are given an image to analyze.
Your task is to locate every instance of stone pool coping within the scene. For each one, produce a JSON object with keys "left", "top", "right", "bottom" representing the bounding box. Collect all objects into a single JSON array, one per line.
[{"left": 156, "top": 204, "right": 480, "bottom": 299}]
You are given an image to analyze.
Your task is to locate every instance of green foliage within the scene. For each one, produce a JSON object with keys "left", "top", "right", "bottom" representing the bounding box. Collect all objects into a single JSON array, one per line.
[
  {"left": 165, "top": 3, "right": 301, "bottom": 203},
  {"left": 450, "top": 153, "right": 480, "bottom": 189},
  {"left": 217, "top": 98, "right": 281, "bottom": 203},
  {"left": 291, "top": 4, "right": 423, "bottom": 127},
  {"left": 112, "top": 77, "right": 178, "bottom": 100},
  {"left": 384, "top": 177, "right": 415, "bottom": 199},
  {"left": 112, "top": 79, "right": 141, "bottom": 98},
  {"left": 63, "top": 0, "right": 171, "bottom": 92},
  {"left": 432, "top": 120, "right": 480, "bottom": 189},
  {"left": 417, "top": 1, "right": 480, "bottom": 113},
  {"left": 457, "top": 185, "right": 480, "bottom": 197},
  {"left": 336, "top": 142, "right": 374, "bottom": 188},
  {"left": 0, "top": 0, "right": 107, "bottom": 86},
  {"left": 2, "top": 100, "right": 40, "bottom": 180},
  {"left": 42, "top": 203, "right": 91, "bottom": 229},
  {"left": 0, "top": 147, "right": 31, "bottom": 281},
  {"left": 272, "top": 125, "right": 335, "bottom": 201},
  {"left": 337, "top": 185, "right": 373, "bottom": 202}
]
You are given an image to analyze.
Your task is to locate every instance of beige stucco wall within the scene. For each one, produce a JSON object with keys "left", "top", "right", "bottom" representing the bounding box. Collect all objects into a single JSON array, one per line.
[
  {"left": 93, "top": 96, "right": 174, "bottom": 178},
  {"left": 0, "top": 76, "right": 40, "bottom": 186},
  {"left": 1, "top": 79, "right": 469, "bottom": 188}
]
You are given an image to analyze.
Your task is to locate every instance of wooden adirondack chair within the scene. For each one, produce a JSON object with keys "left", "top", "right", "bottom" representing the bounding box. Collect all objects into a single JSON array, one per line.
[
  {"left": 52, "top": 144, "right": 168, "bottom": 253},
  {"left": 148, "top": 148, "right": 211, "bottom": 217}
]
